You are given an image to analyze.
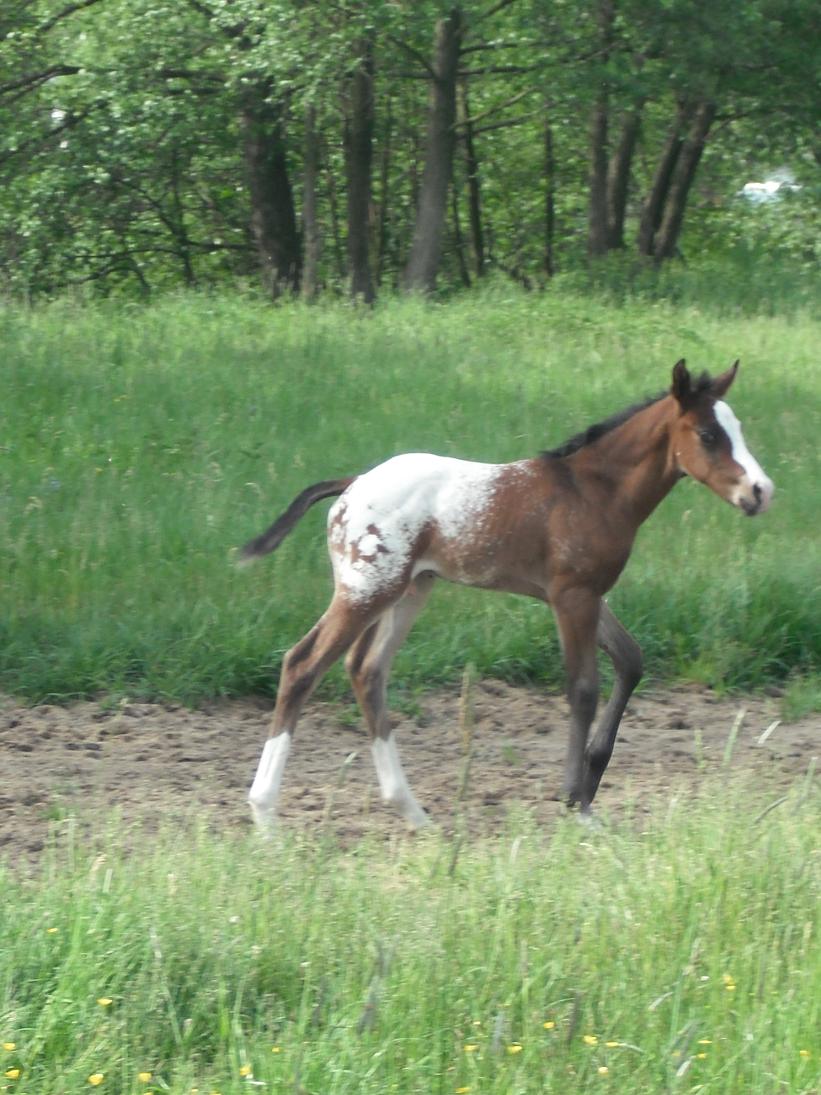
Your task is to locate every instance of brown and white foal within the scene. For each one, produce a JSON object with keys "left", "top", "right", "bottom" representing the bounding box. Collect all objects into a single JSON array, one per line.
[{"left": 241, "top": 360, "right": 773, "bottom": 827}]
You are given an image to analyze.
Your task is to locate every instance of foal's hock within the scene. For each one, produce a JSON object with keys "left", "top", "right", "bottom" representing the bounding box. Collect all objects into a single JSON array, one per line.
[{"left": 241, "top": 360, "right": 773, "bottom": 827}]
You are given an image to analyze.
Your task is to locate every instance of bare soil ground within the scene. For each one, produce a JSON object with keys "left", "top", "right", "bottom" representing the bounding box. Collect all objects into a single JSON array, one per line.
[{"left": 0, "top": 683, "right": 817, "bottom": 863}]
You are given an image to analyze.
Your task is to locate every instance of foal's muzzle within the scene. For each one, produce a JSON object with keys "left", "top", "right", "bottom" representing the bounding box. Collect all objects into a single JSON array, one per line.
[{"left": 738, "top": 476, "right": 774, "bottom": 516}]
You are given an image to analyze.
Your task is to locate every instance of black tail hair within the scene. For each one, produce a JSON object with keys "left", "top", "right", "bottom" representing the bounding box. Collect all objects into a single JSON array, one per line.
[{"left": 238, "top": 477, "right": 355, "bottom": 564}]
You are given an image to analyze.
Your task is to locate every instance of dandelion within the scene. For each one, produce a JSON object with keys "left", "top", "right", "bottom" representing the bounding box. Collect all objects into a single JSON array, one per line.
[
  {"left": 722, "top": 973, "right": 736, "bottom": 992},
  {"left": 605, "top": 1041, "right": 621, "bottom": 1048},
  {"left": 88, "top": 1074, "right": 104, "bottom": 1086},
  {"left": 696, "top": 1053, "right": 707, "bottom": 1059},
  {"left": 2, "top": 1044, "right": 16, "bottom": 1051},
  {"left": 138, "top": 1073, "right": 152, "bottom": 1083},
  {"left": 46, "top": 927, "right": 59, "bottom": 934},
  {"left": 463, "top": 1044, "right": 478, "bottom": 1053},
  {"left": 799, "top": 1049, "right": 810, "bottom": 1058},
  {"left": 698, "top": 1039, "right": 712, "bottom": 1045},
  {"left": 5, "top": 1068, "right": 20, "bottom": 1080},
  {"left": 543, "top": 1021, "right": 555, "bottom": 1030},
  {"left": 583, "top": 1034, "right": 598, "bottom": 1046},
  {"left": 598, "top": 1066, "right": 609, "bottom": 1075},
  {"left": 96, "top": 998, "right": 113, "bottom": 1007},
  {"left": 239, "top": 1065, "right": 252, "bottom": 1077},
  {"left": 507, "top": 1043, "right": 523, "bottom": 1054},
  {"left": 271, "top": 1046, "right": 281, "bottom": 1054},
  {"left": 456, "top": 1088, "right": 472, "bottom": 1094}
]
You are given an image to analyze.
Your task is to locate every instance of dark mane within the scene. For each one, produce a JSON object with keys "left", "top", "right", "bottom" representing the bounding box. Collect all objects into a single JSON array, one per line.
[{"left": 542, "top": 372, "right": 714, "bottom": 461}]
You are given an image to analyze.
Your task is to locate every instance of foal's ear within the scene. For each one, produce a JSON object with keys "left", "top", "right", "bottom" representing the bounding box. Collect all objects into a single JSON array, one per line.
[
  {"left": 670, "top": 358, "right": 691, "bottom": 403},
  {"left": 710, "top": 359, "right": 739, "bottom": 398}
]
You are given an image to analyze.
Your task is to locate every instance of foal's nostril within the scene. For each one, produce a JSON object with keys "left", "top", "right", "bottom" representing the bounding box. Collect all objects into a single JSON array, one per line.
[{"left": 753, "top": 483, "right": 763, "bottom": 503}]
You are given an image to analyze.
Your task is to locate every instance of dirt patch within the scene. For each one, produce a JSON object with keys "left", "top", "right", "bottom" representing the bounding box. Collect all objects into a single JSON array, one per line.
[{"left": 0, "top": 683, "right": 817, "bottom": 862}]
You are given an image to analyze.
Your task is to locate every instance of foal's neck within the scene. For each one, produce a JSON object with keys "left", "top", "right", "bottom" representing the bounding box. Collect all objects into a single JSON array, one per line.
[{"left": 570, "top": 396, "right": 679, "bottom": 525}]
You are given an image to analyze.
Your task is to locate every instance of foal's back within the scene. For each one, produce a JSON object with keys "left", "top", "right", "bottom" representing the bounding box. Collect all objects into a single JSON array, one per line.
[{"left": 328, "top": 453, "right": 555, "bottom": 601}]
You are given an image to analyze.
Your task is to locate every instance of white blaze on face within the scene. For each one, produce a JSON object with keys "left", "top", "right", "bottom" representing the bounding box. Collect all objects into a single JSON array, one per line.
[{"left": 713, "top": 401, "right": 774, "bottom": 513}]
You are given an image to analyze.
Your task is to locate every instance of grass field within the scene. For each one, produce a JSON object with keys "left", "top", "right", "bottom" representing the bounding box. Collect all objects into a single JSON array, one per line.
[
  {"left": 1, "top": 778, "right": 818, "bottom": 1095},
  {"left": 1, "top": 283, "right": 819, "bottom": 1095},
  {"left": 2, "top": 285, "right": 818, "bottom": 709}
]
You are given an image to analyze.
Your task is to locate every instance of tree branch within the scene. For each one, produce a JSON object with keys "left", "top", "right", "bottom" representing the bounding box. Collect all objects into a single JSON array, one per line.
[
  {"left": 0, "top": 64, "right": 81, "bottom": 99},
  {"left": 473, "top": 0, "right": 522, "bottom": 30},
  {"left": 37, "top": 0, "right": 108, "bottom": 35}
]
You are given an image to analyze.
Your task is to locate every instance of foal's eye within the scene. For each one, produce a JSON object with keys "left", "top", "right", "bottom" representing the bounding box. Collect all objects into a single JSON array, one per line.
[{"left": 698, "top": 428, "right": 720, "bottom": 449}]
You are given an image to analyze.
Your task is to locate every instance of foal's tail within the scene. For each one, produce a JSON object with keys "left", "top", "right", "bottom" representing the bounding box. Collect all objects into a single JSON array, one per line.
[{"left": 238, "top": 477, "right": 355, "bottom": 564}]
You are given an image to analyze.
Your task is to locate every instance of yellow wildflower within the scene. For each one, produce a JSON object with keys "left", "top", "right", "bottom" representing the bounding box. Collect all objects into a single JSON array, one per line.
[
  {"left": 271, "top": 1046, "right": 281, "bottom": 1053},
  {"left": 463, "top": 1044, "right": 478, "bottom": 1052},
  {"left": 507, "top": 1043, "right": 523, "bottom": 1054},
  {"left": 456, "top": 1088, "right": 472, "bottom": 1094},
  {"left": 5, "top": 1068, "right": 21, "bottom": 1080},
  {"left": 799, "top": 1049, "right": 810, "bottom": 1058},
  {"left": 239, "top": 1065, "right": 252, "bottom": 1077},
  {"left": 88, "top": 1074, "right": 104, "bottom": 1086},
  {"left": 2, "top": 1044, "right": 16, "bottom": 1052},
  {"left": 138, "top": 1073, "right": 152, "bottom": 1083},
  {"left": 696, "top": 1053, "right": 707, "bottom": 1059},
  {"left": 96, "top": 998, "right": 113, "bottom": 1007},
  {"left": 543, "top": 1021, "right": 556, "bottom": 1030},
  {"left": 605, "top": 1040, "right": 621, "bottom": 1047},
  {"left": 46, "top": 927, "right": 58, "bottom": 934},
  {"left": 698, "top": 1039, "right": 712, "bottom": 1045},
  {"left": 583, "top": 1034, "right": 598, "bottom": 1046},
  {"left": 598, "top": 1066, "right": 609, "bottom": 1075}
]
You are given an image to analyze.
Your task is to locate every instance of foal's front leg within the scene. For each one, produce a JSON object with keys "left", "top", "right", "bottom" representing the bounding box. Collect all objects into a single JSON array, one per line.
[
  {"left": 582, "top": 601, "right": 643, "bottom": 805},
  {"left": 552, "top": 590, "right": 601, "bottom": 810}
]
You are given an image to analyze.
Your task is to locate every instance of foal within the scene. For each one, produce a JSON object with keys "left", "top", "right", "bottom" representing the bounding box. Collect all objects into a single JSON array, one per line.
[{"left": 241, "top": 360, "right": 773, "bottom": 827}]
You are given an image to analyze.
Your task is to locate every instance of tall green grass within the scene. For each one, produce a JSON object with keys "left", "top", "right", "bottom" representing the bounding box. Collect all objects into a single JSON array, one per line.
[
  {"left": 1, "top": 286, "right": 818, "bottom": 704},
  {"left": 1, "top": 780, "right": 818, "bottom": 1093}
]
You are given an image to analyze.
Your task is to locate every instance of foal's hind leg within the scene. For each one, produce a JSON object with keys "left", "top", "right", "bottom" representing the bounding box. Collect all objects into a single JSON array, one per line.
[
  {"left": 582, "top": 600, "right": 643, "bottom": 806},
  {"left": 345, "top": 575, "right": 434, "bottom": 828},
  {"left": 248, "top": 595, "right": 379, "bottom": 829}
]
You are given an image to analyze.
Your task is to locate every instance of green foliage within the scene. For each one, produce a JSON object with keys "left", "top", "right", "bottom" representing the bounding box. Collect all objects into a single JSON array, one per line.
[
  {"left": 1, "top": 781, "right": 819, "bottom": 1092},
  {"left": 1, "top": 286, "right": 818, "bottom": 704},
  {"left": 0, "top": 0, "right": 816, "bottom": 296}
]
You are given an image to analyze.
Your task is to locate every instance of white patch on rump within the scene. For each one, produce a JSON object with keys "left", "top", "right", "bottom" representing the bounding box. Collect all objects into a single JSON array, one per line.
[
  {"left": 328, "top": 454, "right": 508, "bottom": 600},
  {"left": 713, "top": 401, "right": 774, "bottom": 511}
]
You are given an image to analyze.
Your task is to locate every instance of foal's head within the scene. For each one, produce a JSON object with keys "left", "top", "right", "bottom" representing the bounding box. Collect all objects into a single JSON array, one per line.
[{"left": 668, "top": 360, "right": 774, "bottom": 516}]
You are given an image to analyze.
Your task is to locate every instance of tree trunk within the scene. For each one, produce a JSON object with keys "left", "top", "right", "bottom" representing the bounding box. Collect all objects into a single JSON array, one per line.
[
  {"left": 586, "top": 0, "right": 614, "bottom": 258},
  {"left": 652, "top": 100, "right": 716, "bottom": 263},
  {"left": 375, "top": 94, "right": 393, "bottom": 287},
  {"left": 402, "top": 7, "right": 463, "bottom": 293},
  {"left": 301, "top": 103, "right": 320, "bottom": 301},
  {"left": 543, "top": 114, "right": 555, "bottom": 278},
  {"left": 343, "top": 36, "right": 375, "bottom": 303},
  {"left": 240, "top": 85, "right": 300, "bottom": 298},
  {"left": 451, "top": 185, "right": 471, "bottom": 287},
  {"left": 605, "top": 103, "right": 643, "bottom": 250},
  {"left": 637, "top": 102, "right": 689, "bottom": 258},
  {"left": 458, "top": 80, "right": 485, "bottom": 278}
]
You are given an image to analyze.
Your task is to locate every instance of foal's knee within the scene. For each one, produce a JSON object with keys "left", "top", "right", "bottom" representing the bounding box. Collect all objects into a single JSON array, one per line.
[{"left": 569, "top": 677, "right": 599, "bottom": 720}]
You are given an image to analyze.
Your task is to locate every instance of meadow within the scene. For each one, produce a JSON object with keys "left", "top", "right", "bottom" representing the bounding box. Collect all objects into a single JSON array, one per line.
[
  {"left": 1, "top": 282, "right": 819, "bottom": 1094},
  {"left": 1, "top": 283, "right": 819, "bottom": 710},
  {"left": 1, "top": 777, "right": 819, "bottom": 1095}
]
